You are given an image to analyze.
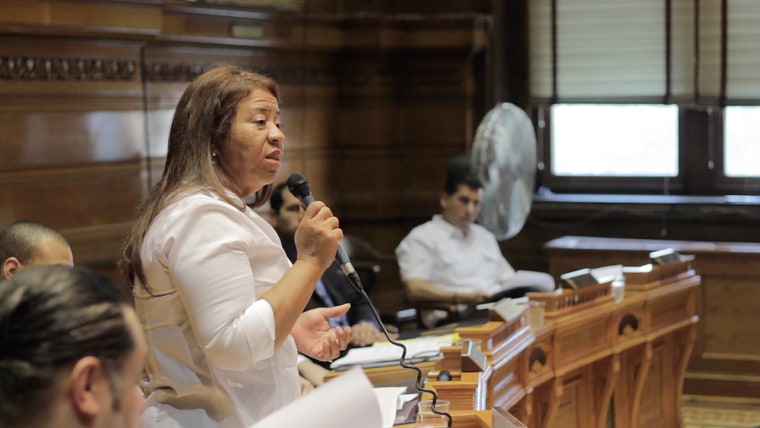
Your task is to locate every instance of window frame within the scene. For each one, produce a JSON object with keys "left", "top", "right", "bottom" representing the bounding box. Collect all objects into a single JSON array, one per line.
[
  {"left": 533, "top": 103, "right": 687, "bottom": 195},
  {"left": 526, "top": 0, "right": 760, "bottom": 197},
  {"left": 534, "top": 103, "right": 760, "bottom": 196},
  {"left": 713, "top": 106, "right": 760, "bottom": 194}
]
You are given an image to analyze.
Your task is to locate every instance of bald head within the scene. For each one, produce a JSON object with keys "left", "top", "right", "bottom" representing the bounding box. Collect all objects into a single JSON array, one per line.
[{"left": 0, "top": 221, "right": 74, "bottom": 280}]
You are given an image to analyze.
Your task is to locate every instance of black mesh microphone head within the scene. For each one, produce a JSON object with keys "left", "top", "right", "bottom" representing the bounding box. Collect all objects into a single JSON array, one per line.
[{"left": 286, "top": 173, "right": 311, "bottom": 200}]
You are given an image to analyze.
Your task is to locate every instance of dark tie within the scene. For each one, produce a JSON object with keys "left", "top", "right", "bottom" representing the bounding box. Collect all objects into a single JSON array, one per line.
[{"left": 314, "top": 279, "right": 349, "bottom": 327}]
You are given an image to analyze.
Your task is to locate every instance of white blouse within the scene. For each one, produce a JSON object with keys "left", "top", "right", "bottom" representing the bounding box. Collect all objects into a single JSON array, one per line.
[{"left": 135, "top": 188, "right": 300, "bottom": 428}]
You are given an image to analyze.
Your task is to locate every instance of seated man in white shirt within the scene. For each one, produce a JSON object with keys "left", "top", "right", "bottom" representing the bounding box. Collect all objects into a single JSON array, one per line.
[{"left": 395, "top": 159, "right": 555, "bottom": 327}]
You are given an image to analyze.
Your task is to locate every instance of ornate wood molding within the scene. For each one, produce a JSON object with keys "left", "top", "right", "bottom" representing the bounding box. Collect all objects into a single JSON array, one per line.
[
  {"left": 0, "top": 56, "right": 136, "bottom": 81},
  {"left": 0, "top": 54, "right": 464, "bottom": 90}
]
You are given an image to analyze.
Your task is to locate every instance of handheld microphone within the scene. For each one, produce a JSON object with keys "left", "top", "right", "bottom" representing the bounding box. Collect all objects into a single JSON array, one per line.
[{"left": 286, "top": 173, "right": 363, "bottom": 292}]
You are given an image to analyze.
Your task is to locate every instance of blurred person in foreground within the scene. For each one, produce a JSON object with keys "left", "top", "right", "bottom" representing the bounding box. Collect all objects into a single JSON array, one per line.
[
  {"left": 0, "top": 265, "right": 146, "bottom": 428},
  {"left": 119, "top": 65, "right": 351, "bottom": 427}
]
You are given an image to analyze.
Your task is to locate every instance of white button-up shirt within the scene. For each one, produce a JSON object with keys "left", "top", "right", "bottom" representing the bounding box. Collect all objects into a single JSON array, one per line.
[{"left": 136, "top": 188, "right": 299, "bottom": 428}]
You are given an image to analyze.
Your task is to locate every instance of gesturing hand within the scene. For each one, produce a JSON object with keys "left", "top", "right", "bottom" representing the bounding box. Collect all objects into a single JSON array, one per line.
[{"left": 292, "top": 304, "right": 352, "bottom": 362}]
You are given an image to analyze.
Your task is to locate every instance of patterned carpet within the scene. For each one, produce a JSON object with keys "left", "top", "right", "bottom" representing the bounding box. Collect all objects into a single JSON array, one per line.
[{"left": 683, "top": 395, "right": 760, "bottom": 428}]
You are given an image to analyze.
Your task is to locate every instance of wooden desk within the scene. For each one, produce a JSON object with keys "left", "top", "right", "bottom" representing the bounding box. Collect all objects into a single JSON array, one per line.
[
  {"left": 325, "top": 360, "right": 438, "bottom": 386},
  {"left": 329, "top": 261, "right": 698, "bottom": 427},
  {"left": 423, "top": 263, "right": 699, "bottom": 428},
  {"left": 544, "top": 235, "right": 760, "bottom": 398},
  {"left": 327, "top": 363, "right": 496, "bottom": 427}
]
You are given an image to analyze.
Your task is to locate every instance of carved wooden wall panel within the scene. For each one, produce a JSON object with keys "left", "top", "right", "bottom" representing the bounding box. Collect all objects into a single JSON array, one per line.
[
  {"left": 0, "top": 35, "right": 145, "bottom": 270},
  {"left": 0, "top": 1, "right": 487, "bottom": 303},
  {"left": 0, "top": 1, "right": 161, "bottom": 34}
]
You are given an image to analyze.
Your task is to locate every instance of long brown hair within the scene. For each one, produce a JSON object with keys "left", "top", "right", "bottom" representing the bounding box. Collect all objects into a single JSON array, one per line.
[{"left": 119, "top": 65, "right": 279, "bottom": 291}]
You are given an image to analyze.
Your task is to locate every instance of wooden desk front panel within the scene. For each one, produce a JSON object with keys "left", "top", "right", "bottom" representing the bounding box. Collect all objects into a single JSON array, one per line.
[
  {"left": 551, "top": 368, "right": 595, "bottom": 428},
  {"left": 488, "top": 351, "right": 524, "bottom": 411},
  {"left": 553, "top": 310, "right": 613, "bottom": 375},
  {"left": 637, "top": 338, "right": 678, "bottom": 428}
]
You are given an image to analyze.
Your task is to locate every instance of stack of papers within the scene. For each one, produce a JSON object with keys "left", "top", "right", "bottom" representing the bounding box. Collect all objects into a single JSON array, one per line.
[
  {"left": 330, "top": 333, "right": 458, "bottom": 370},
  {"left": 373, "top": 387, "right": 418, "bottom": 428},
  {"left": 251, "top": 367, "right": 382, "bottom": 428}
]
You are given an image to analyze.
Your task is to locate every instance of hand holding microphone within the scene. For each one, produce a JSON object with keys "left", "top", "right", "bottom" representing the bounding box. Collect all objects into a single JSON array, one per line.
[
  {"left": 288, "top": 183, "right": 343, "bottom": 273},
  {"left": 287, "top": 173, "right": 364, "bottom": 292}
]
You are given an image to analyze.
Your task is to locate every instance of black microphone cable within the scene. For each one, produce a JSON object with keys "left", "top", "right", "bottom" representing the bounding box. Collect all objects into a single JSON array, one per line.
[
  {"left": 286, "top": 173, "right": 452, "bottom": 428},
  {"left": 342, "top": 264, "right": 453, "bottom": 428}
]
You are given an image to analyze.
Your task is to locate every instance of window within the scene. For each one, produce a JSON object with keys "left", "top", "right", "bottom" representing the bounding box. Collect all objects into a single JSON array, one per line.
[
  {"left": 724, "top": 106, "right": 760, "bottom": 178},
  {"left": 528, "top": 0, "right": 760, "bottom": 196},
  {"left": 551, "top": 104, "right": 678, "bottom": 177}
]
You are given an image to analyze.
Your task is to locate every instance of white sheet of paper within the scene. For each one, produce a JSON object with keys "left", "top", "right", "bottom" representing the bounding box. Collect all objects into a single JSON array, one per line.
[
  {"left": 398, "top": 393, "right": 418, "bottom": 408},
  {"left": 330, "top": 334, "right": 455, "bottom": 370},
  {"left": 590, "top": 264, "right": 623, "bottom": 283},
  {"left": 373, "top": 386, "right": 407, "bottom": 428},
  {"left": 250, "top": 366, "right": 382, "bottom": 428}
]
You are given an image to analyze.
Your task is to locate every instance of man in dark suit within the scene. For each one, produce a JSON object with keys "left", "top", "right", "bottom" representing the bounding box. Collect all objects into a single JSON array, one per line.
[{"left": 269, "top": 182, "right": 385, "bottom": 349}]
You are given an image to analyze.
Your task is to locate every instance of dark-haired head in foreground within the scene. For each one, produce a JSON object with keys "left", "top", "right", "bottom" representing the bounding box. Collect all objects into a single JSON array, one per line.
[{"left": 0, "top": 265, "right": 146, "bottom": 428}]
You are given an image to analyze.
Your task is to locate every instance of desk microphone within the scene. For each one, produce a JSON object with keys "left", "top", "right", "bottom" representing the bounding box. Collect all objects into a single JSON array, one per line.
[
  {"left": 285, "top": 172, "right": 453, "bottom": 428},
  {"left": 286, "top": 173, "right": 363, "bottom": 292}
]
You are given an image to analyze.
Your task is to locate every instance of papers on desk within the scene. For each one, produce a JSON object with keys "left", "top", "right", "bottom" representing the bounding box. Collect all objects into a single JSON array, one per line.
[
  {"left": 373, "top": 387, "right": 418, "bottom": 428},
  {"left": 250, "top": 366, "right": 382, "bottom": 428},
  {"left": 476, "top": 295, "right": 529, "bottom": 311},
  {"left": 330, "top": 333, "right": 459, "bottom": 370}
]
